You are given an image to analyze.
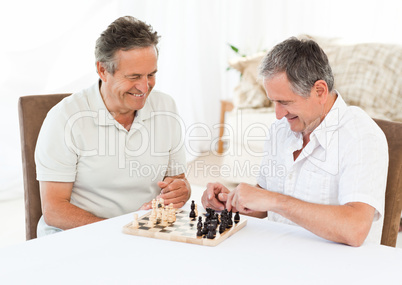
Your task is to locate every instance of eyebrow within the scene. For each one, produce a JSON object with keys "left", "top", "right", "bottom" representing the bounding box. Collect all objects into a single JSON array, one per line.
[
  {"left": 125, "top": 69, "right": 158, "bottom": 78},
  {"left": 266, "top": 96, "right": 292, "bottom": 105}
]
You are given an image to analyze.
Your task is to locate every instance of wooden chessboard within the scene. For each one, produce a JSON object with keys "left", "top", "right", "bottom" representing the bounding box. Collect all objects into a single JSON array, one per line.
[{"left": 122, "top": 209, "right": 247, "bottom": 246}]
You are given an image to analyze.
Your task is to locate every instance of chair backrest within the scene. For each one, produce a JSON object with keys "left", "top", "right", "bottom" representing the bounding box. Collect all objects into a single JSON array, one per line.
[
  {"left": 18, "top": 94, "right": 71, "bottom": 240},
  {"left": 374, "top": 118, "right": 402, "bottom": 247}
]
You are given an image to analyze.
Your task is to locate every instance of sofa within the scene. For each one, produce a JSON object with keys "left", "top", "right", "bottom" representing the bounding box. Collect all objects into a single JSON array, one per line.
[{"left": 220, "top": 35, "right": 402, "bottom": 184}]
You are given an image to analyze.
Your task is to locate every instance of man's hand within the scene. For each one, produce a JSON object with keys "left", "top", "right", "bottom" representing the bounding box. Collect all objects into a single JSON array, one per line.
[
  {"left": 226, "top": 183, "right": 269, "bottom": 217},
  {"left": 157, "top": 174, "right": 190, "bottom": 208},
  {"left": 201, "top": 182, "right": 231, "bottom": 211}
]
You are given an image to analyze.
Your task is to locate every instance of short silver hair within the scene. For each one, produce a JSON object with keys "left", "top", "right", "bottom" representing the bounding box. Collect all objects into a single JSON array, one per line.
[{"left": 259, "top": 37, "right": 334, "bottom": 97}]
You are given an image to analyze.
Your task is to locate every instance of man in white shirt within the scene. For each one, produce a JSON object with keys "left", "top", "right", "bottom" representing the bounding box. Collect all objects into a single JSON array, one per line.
[
  {"left": 35, "top": 16, "right": 190, "bottom": 236},
  {"left": 202, "top": 37, "right": 388, "bottom": 246}
]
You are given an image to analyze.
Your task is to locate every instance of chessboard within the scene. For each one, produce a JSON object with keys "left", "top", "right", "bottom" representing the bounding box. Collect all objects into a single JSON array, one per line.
[{"left": 122, "top": 209, "right": 247, "bottom": 246}]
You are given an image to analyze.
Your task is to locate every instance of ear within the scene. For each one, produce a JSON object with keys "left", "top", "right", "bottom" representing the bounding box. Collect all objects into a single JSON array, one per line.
[
  {"left": 96, "top": 62, "right": 108, "bottom": 82},
  {"left": 313, "top": 80, "right": 329, "bottom": 104}
]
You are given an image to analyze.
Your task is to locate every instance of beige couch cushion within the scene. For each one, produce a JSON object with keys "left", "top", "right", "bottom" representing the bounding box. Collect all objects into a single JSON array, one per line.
[
  {"left": 311, "top": 36, "right": 402, "bottom": 122},
  {"left": 229, "top": 52, "right": 269, "bottom": 109}
]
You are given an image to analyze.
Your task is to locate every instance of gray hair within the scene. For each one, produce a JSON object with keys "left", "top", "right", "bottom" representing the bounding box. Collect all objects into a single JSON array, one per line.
[
  {"left": 95, "top": 16, "right": 160, "bottom": 74},
  {"left": 259, "top": 37, "right": 334, "bottom": 97}
]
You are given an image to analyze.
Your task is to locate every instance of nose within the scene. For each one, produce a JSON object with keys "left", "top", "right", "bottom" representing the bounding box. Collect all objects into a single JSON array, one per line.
[
  {"left": 135, "top": 77, "right": 150, "bottom": 94},
  {"left": 275, "top": 103, "right": 288, "bottom": 120}
]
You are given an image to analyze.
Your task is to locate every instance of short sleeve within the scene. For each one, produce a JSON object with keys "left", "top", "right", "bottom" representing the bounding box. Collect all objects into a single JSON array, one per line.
[
  {"left": 338, "top": 129, "right": 388, "bottom": 220},
  {"left": 35, "top": 105, "right": 78, "bottom": 182}
]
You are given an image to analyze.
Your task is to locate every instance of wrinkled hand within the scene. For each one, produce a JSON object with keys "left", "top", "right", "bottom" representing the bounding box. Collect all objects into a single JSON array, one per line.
[
  {"left": 226, "top": 183, "right": 269, "bottom": 215},
  {"left": 201, "top": 182, "right": 231, "bottom": 211},
  {"left": 157, "top": 176, "right": 190, "bottom": 208}
]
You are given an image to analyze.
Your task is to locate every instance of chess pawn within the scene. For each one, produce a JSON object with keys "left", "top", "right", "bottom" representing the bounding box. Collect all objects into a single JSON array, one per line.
[
  {"left": 234, "top": 211, "right": 240, "bottom": 224},
  {"left": 206, "top": 222, "right": 215, "bottom": 239},
  {"left": 167, "top": 205, "right": 176, "bottom": 224},
  {"left": 156, "top": 207, "right": 161, "bottom": 222},
  {"left": 147, "top": 215, "right": 156, "bottom": 227},
  {"left": 194, "top": 204, "right": 198, "bottom": 217},
  {"left": 169, "top": 205, "right": 176, "bottom": 223},
  {"left": 131, "top": 213, "right": 139, "bottom": 229},
  {"left": 161, "top": 207, "right": 168, "bottom": 227},
  {"left": 196, "top": 226, "right": 203, "bottom": 237},
  {"left": 150, "top": 207, "right": 157, "bottom": 220},
  {"left": 197, "top": 216, "right": 203, "bottom": 228},
  {"left": 219, "top": 222, "right": 225, "bottom": 234},
  {"left": 227, "top": 210, "right": 233, "bottom": 228},
  {"left": 152, "top": 199, "right": 156, "bottom": 210}
]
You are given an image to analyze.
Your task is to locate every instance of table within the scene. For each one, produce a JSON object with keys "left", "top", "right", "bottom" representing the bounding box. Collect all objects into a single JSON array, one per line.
[{"left": 1, "top": 203, "right": 401, "bottom": 284}]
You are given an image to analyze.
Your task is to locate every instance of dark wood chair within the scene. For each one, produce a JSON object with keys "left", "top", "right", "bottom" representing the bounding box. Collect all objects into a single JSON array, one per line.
[
  {"left": 18, "top": 94, "right": 71, "bottom": 240},
  {"left": 374, "top": 118, "right": 402, "bottom": 247}
]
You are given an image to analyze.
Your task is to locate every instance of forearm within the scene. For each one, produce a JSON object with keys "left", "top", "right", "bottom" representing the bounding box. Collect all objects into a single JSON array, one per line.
[
  {"left": 40, "top": 181, "right": 105, "bottom": 230},
  {"left": 270, "top": 193, "right": 374, "bottom": 246},
  {"left": 42, "top": 201, "right": 105, "bottom": 230}
]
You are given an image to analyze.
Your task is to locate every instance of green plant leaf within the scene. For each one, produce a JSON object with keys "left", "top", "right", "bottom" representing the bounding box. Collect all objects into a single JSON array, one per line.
[{"left": 229, "top": 44, "right": 239, "bottom": 54}]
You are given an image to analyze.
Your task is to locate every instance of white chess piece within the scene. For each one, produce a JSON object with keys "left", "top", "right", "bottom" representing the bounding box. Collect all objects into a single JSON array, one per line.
[
  {"left": 131, "top": 213, "right": 139, "bottom": 229},
  {"left": 161, "top": 207, "right": 168, "bottom": 226}
]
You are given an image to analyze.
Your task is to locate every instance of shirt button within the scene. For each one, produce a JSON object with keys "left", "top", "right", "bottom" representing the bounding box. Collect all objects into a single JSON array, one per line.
[{"left": 288, "top": 172, "right": 293, "bottom": 180}]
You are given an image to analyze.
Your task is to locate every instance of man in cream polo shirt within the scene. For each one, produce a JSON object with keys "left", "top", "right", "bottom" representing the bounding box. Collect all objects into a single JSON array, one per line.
[{"left": 35, "top": 16, "right": 190, "bottom": 236}]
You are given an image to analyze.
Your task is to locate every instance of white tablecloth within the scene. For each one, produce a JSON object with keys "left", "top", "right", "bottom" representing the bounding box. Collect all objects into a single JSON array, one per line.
[{"left": 1, "top": 204, "right": 402, "bottom": 284}]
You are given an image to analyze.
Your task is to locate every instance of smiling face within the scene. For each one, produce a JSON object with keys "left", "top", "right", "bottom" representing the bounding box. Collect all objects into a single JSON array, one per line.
[
  {"left": 97, "top": 46, "right": 158, "bottom": 115},
  {"left": 263, "top": 72, "right": 326, "bottom": 135}
]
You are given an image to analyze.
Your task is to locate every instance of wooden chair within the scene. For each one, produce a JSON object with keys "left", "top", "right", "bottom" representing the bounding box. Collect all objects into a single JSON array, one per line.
[
  {"left": 374, "top": 118, "right": 402, "bottom": 247},
  {"left": 18, "top": 94, "right": 71, "bottom": 240}
]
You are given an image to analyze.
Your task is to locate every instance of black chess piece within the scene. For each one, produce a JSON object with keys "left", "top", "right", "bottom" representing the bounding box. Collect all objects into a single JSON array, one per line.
[
  {"left": 219, "top": 223, "right": 225, "bottom": 234},
  {"left": 197, "top": 216, "right": 203, "bottom": 228},
  {"left": 227, "top": 210, "right": 233, "bottom": 228},
  {"left": 215, "top": 213, "right": 220, "bottom": 224},
  {"left": 196, "top": 221, "right": 203, "bottom": 237},
  {"left": 205, "top": 208, "right": 211, "bottom": 221},
  {"left": 202, "top": 218, "right": 209, "bottom": 235},
  {"left": 234, "top": 211, "right": 240, "bottom": 224},
  {"left": 206, "top": 222, "right": 215, "bottom": 239},
  {"left": 189, "top": 200, "right": 196, "bottom": 219}
]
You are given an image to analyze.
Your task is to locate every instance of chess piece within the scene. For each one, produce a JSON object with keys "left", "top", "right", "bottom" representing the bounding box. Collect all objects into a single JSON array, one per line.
[
  {"left": 131, "top": 213, "right": 139, "bottom": 229},
  {"left": 202, "top": 219, "right": 209, "bottom": 235},
  {"left": 194, "top": 204, "right": 198, "bottom": 217},
  {"left": 219, "top": 222, "right": 225, "bottom": 234},
  {"left": 189, "top": 200, "right": 196, "bottom": 219},
  {"left": 161, "top": 207, "right": 168, "bottom": 226},
  {"left": 214, "top": 213, "right": 220, "bottom": 224},
  {"left": 227, "top": 210, "right": 233, "bottom": 228},
  {"left": 196, "top": 220, "right": 203, "bottom": 237},
  {"left": 197, "top": 216, "right": 203, "bottom": 228},
  {"left": 205, "top": 208, "right": 211, "bottom": 221},
  {"left": 168, "top": 203, "right": 176, "bottom": 223},
  {"left": 148, "top": 215, "right": 156, "bottom": 227},
  {"left": 206, "top": 222, "right": 215, "bottom": 239},
  {"left": 234, "top": 211, "right": 240, "bottom": 224}
]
